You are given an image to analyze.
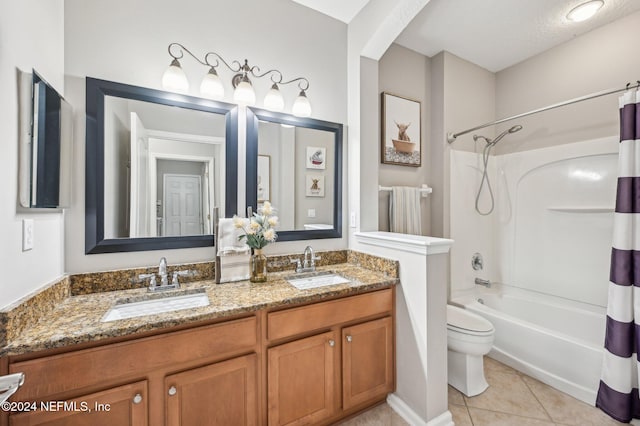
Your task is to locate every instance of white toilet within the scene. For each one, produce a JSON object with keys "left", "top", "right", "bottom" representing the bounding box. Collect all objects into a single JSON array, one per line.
[{"left": 447, "top": 304, "right": 495, "bottom": 397}]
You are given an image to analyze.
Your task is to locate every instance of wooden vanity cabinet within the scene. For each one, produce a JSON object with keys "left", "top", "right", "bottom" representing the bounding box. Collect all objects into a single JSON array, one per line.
[
  {"left": 266, "top": 288, "right": 395, "bottom": 425},
  {"left": 3, "top": 286, "right": 394, "bottom": 426},
  {"left": 9, "top": 380, "right": 149, "bottom": 426},
  {"left": 5, "top": 316, "right": 258, "bottom": 426},
  {"left": 165, "top": 353, "right": 258, "bottom": 426}
]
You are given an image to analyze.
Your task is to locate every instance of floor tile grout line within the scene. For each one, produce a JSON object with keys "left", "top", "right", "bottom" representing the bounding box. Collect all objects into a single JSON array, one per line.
[
  {"left": 520, "top": 373, "right": 556, "bottom": 423},
  {"left": 468, "top": 405, "right": 559, "bottom": 425}
]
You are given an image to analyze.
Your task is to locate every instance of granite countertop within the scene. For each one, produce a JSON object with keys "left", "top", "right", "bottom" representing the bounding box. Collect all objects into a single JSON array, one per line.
[{"left": 2, "top": 263, "right": 397, "bottom": 356}]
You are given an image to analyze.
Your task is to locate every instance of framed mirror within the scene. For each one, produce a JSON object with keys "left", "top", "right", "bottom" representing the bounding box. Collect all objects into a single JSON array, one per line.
[
  {"left": 85, "top": 77, "right": 238, "bottom": 253},
  {"left": 246, "top": 107, "right": 342, "bottom": 241}
]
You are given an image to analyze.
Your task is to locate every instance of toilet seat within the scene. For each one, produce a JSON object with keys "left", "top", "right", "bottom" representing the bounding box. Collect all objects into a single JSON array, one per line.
[{"left": 447, "top": 305, "right": 494, "bottom": 336}]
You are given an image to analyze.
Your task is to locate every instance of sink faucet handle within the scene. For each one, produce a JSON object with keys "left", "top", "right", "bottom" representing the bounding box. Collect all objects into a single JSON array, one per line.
[
  {"left": 139, "top": 273, "right": 157, "bottom": 289},
  {"left": 290, "top": 258, "right": 302, "bottom": 273},
  {"left": 171, "top": 270, "right": 193, "bottom": 286}
]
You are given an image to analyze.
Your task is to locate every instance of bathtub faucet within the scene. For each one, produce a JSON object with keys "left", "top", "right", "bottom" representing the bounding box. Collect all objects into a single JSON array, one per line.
[{"left": 475, "top": 278, "right": 491, "bottom": 288}]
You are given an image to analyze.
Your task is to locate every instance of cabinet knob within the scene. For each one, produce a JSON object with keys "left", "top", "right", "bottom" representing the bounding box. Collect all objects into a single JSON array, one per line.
[
  {"left": 328, "top": 339, "right": 335, "bottom": 347},
  {"left": 168, "top": 386, "right": 177, "bottom": 396},
  {"left": 346, "top": 335, "right": 353, "bottom": 343},
  {"left": 132, "top": 393, "right": 143, "bottom": 404}
]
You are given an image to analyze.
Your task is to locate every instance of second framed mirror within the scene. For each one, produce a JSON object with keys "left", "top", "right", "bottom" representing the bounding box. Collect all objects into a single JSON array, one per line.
[{"left": 246, "top": 108, "right": 342, "bottom": 241}]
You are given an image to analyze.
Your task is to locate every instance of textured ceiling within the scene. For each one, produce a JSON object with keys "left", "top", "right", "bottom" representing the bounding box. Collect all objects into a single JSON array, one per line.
[{"left": 293, "top": 0, "right": 640, "bottom": 72}]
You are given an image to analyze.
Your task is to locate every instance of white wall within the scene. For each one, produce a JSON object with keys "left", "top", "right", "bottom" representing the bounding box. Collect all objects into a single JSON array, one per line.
[
  {"left": 63, "top": 0, "right": 348, "bottom": 272},
  {"left": 0, "top": 0, "right": 65, "bottom": 309},
  {"left": 378, "top": 44, "right": 432, "bottom": 235},
  {"left": 494, "top": 10, "right": 640, "bottom": 154}
]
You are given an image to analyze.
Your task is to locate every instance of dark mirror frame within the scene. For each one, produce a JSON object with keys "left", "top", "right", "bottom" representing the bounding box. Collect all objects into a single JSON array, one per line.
[
  {"left": 85, "top": 77, "right": 239, "bottom": 254},
  {"left": 246, "top": 107, "right": 342, "bottom": 241}
]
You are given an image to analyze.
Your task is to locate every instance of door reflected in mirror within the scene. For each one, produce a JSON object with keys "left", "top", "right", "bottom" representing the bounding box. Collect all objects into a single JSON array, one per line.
[
  {"left": 103, "top": 96, "right": 225, "bottom": 239},
  {"left": 246, "top": 108, "right": 342, "bottom": 242}
]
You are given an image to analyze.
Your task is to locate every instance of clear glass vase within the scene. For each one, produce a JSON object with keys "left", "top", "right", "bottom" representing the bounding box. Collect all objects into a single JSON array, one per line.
[{"left": 250, "top": 248, "right": 268, "bottom": 283}]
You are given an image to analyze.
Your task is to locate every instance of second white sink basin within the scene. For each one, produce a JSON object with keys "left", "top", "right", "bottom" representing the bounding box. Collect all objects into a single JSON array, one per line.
[
  {"left": 101, "top": 289, "right": 210, "bottom": 322},
  {"left": 286, "top": 271, "right": 350, "bottom": 290}
]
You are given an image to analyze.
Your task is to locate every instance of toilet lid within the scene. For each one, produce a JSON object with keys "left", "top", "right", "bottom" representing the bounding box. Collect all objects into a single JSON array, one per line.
[{"left": 447, "top": 305, "right": 494, "bottom": 334}]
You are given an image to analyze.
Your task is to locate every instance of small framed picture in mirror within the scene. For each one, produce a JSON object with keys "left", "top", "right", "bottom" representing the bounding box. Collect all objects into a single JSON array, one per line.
[
  {"left": 306, "top": 146, "right": 326, "bottom": 169},
  {"left": 305, "top": 174, "right": 324, "bottom": 197}
]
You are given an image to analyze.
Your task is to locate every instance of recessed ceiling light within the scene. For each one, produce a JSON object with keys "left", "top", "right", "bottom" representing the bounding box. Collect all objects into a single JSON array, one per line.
[{"left": 567, "top": 0, "right": 604, "bottom": 22}]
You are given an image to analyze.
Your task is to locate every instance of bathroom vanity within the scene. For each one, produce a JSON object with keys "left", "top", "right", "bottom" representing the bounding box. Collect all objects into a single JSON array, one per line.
[{"left": 0, "top": 254, "right": 397, "bottom": 426}]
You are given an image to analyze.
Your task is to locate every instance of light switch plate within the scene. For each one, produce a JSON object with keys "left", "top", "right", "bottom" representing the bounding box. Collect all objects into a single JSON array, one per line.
[
  {"left": 350, "top": 212, "right": 357, "bottom": 228},
  {"left": 22, "top": 219, "right": 34, "bottom": 251},
  {"left": 307, "top": 209, "right": 316, "bottom": 218}
]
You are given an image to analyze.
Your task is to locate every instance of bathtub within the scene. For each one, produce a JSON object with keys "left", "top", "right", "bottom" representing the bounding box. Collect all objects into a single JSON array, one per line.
[{"left": 452, "top": 283, "right": 607, "bottom": 405}]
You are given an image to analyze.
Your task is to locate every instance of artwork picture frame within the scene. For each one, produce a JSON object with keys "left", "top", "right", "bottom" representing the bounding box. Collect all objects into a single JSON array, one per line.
[
  {"left": 381, "top": 92, "right": 421, "bottom": 167},
  {"left": 305, "top": 174, "right": 325, "bottom": 197},
  {"left": 306, "top": 146, "right": 326, "bottom": 169}
]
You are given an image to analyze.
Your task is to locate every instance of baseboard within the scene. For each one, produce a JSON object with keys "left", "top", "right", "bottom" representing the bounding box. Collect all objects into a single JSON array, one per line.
[
  {"left": 489, "top": 347, "right": 596, "bottom": 405},
  {"left": 386, "top": 394, "right": 453, "bottom": 426}
]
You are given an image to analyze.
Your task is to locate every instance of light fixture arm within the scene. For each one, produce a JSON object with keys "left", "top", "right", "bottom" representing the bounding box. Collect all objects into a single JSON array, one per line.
[
  {"left": 167, "top": 42, "right": 208, "bottom": 67},
  {"left": 279, "top": 77, "right": 310, "bottom": 91},
  {"left": 203, "top": 51, "right": 241, "bottom": 73}
]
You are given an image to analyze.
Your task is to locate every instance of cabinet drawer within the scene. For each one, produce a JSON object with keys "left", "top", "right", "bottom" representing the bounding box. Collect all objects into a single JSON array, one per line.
[
  {"left": 10, "top": 317, "right": 257, "bottom": 401},
  {"left": 267, "top": 289, "right": 392, "bottom": 341}
]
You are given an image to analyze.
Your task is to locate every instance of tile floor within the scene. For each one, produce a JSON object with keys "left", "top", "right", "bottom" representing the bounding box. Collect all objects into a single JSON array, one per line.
[{"left": 340, "top": 356, "right": 630, "bottom": 426}]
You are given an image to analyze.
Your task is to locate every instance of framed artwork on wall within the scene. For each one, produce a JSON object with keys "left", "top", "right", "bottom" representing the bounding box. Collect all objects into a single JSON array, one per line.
[
  {"left": 305, "top": 174, "right": 325, "bottom": 197},
  {"left": 257, "top": 155, "right": 271, "bottom": 202},
  {"left": 306, "top": 146, "right": 326, "bottom": 169},
  {"left": 381, "top": 92, "right": 421, "bottom": 167}
]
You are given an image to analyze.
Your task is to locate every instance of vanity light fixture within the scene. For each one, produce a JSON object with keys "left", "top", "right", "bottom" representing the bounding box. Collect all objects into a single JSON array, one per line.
[
  {"left": 566, "top": 0, "right": 604, "bottom": 22},
  {"left": 162, "top": 43, "right": 312, "bottom": 116}
]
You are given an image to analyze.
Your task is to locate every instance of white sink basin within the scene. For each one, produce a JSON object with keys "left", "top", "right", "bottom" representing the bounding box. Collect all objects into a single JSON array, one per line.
[
  {"left": 101, "top": 289, "right": 210, "bottom": 322},
  {"left": 286, "top": 271, "right": 350, "bottom": 290}
]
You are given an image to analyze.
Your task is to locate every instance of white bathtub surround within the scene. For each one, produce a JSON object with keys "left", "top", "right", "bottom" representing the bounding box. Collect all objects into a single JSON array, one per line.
[
  {"left": 449, "top": 136, "right": 620, "bottom": 405},
  {"left": 596, "top": 91, "right": 640, "bottom": 424},
  {"left": 353, "top": 231, "right": 454, "bottom": 426}
]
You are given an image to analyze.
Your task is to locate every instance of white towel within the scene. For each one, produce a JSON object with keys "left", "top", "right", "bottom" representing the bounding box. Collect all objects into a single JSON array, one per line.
[
  {"left": 216, "top": 218, "right": 250, "bottom": 256},
  {"left": 218, "top": 255, "right": 251, "bottom": 283},
  {"left": 216, "top": 218, "right": 251, "bottom": 283},
  {"left": 389, "top": 186, "right": 422, "bottom": 235}
]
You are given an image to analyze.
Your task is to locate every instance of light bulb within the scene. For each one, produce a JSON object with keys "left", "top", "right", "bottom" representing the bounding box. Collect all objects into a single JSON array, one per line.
[
  {"left": 292, "top": 90, "right": 312, "bottom": 117},
  {"left": 200, "top": 67, "right": 225, "bottom": 99},
  {"left": 567, "top": 0, "right": 604, "bottom": 22},
  {"left": 233, "top": 76, "right": 256, "bottom": 105},
  {"left": 162, "top": 59, "right": 189, "bottom": 93},
  {"left": 263, "top": 83, "right": 285, "bottom": 111}
]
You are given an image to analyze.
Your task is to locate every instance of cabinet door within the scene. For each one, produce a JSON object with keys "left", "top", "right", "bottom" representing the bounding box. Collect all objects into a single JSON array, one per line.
[
  {"left": 268, "top": 331, "right": 338, "bottom": 426},
  {"left": 342, "top": 316, "right": 394, "bottom": 410},
  {"left": 10, "top": 380, "right": 148, "bottom": 426},
  {"left": 165, "top": 354, "right": 257, "bottom": 426}
]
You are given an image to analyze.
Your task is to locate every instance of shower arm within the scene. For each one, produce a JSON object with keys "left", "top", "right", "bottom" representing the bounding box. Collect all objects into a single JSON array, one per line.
[{"left": 447, "top": 81, "right": 640, "bottom": 144}]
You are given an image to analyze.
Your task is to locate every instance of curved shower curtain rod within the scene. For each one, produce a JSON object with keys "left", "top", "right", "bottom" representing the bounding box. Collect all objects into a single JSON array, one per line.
[{"left": 447, "top": 80, "right": 640, "bottom": 144}]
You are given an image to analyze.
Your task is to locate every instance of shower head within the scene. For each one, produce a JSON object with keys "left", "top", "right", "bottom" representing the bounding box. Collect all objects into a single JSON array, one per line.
[{"left": 489, "top": 124, "right": 523, "bottom": 146}]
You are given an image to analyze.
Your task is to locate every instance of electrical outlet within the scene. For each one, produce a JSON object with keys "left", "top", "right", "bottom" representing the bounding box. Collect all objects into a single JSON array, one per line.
[
  {"left": 22, "top": 219, "right": 34, "bottom": 251},
  {"left": 308, "top": 209, "right": 316, "bottom": 218}
]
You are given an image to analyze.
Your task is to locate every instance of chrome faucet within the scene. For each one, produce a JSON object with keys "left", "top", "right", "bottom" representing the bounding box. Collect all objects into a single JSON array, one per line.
[
  {"left": 159, "top": 257, "right": 168, "bottom": 286},
  {"left": 475, "top": 278, "right": 491, "bottom": 288},
  {"left": 290, "top": 246, "right": 322, "bottom": 273},
  {"left": 138, "top": 257, "right": 193, "bottom": 291},
  {"left": 303, "top": 246, "right": 315, "bottom": 270}
]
